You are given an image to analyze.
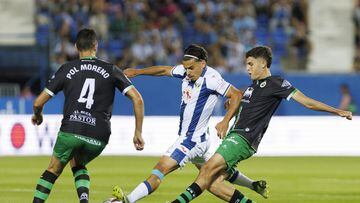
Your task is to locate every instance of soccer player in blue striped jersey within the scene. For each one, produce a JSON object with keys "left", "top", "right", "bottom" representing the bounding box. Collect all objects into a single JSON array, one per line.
[{"left": 109, "top": 44, "right": 268, "bottom": 203}]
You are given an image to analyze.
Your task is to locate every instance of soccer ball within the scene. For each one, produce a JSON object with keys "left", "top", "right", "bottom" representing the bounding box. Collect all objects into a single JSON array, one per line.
[{"left": 103, "top": 197, "right": 123, "bottom": 203}]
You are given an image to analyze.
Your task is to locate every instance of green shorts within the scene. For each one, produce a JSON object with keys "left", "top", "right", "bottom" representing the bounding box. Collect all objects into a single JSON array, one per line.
[
  {"left": 216, "top": 131, "right": 255, "bottom": 173},
  {"left": 53, "top": 131, "right": 106, "bottom": 165}
]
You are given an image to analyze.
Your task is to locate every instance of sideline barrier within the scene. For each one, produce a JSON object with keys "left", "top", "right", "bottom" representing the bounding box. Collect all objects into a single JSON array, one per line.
[{"left": 0, "top": 115, "right": 358, "bottom": 156}]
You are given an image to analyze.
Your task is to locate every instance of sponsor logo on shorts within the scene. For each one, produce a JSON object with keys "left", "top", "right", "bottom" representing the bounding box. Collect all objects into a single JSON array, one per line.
[
  {"left": 227, "top": 137, "right": 239, "bottom": 145},
  {"left": 74, "top": 135, "right": 102, "bottom": 146}
]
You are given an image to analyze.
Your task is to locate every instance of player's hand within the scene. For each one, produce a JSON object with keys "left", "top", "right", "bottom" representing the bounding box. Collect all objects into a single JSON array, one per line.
[
  {"left": 224, "top": 99, "right": 230, "bottom": 111},
  {"left": 31, "top": 114, "right": 43, "bottom": 125},
  {"left": 337, "top": 110, "right": 352, "bottom": 120},
  {"left": 133, "top": 131, "right": 144, "bottom": 151},
  {"left": 215, "top": 120, "right": 229, "bottom": 139},
  {"left": 124, "top": 68, "right": 138, "bottom": 78}
]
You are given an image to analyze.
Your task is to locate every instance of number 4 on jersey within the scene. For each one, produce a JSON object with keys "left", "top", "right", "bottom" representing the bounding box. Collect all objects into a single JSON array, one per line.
[{"left": 78, "top": 78, "right": 95, "bottom": 109}]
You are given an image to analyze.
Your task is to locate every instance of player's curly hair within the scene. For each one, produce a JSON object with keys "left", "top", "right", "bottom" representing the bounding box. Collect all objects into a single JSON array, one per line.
[
  {"left": 246, "top": 46, "right": 272, "bottom": 68},
  {"left": 183, "top": 44, "right": 208, "bottom": 62}
]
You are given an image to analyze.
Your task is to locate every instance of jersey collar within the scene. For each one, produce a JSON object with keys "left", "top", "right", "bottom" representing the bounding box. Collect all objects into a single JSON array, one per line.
[
  {"left": 80, "top": 56, "right": 96, "bottom": 60},
  {"left": 254, "top": 75, "right": 272, "bottom": 85},
  {"left": 200, "top": 66, "right": 207, "bottom": 77}
]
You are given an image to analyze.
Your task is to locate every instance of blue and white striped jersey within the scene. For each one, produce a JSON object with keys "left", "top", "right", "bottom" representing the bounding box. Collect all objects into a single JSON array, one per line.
[{"left": 171, "top": 64, "right": 231, "bottom": 142}]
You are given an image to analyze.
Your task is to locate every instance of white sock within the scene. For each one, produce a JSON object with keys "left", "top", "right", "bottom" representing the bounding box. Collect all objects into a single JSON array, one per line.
[
  {"left": 127, "top": 181, "right": 152, "bottom": 203},
  {"left": 229, "top": 170, "right": 254, "bottom": 190}
]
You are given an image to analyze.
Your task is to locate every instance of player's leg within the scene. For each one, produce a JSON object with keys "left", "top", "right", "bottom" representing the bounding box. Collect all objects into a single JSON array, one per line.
[
  {"left": 202, "top": 141, "right": 267, "bottom": 198},
  {"left": 172, "top": 153, "right": 227, "bottom": 203},
  {"left": 172, "top": 132, "right": 256, "bottom": 203},
  {"left": 193, "top": 163, "right": 242, "bottom": 201},
  {"left": 117, "top": 136, "right": 196, "bottom": 203},
  {"left": 70, "top": 159, "right": 91, "bottom": 203},
  {"left": 33, "top": 131, "right": 75, "bottom": 203},
  {"left": 121, "top": 156, "right": 179, "bottom": 203},
  {"left": 226, "top": 169, "right": 268, "bottom": 199},
  {"left": 71, "top": 135, "right": 106, "bottom": 203}
]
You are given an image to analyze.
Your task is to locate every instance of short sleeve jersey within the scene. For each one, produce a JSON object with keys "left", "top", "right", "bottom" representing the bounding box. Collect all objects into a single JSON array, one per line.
[
  {"left": 45, "top": 58, "right": 133, "bottom": 143},
  {"left": 231, "top": 76, "right": 297, "bottom": 151},
  {"left": 171, "top": 64, "right": 231, "bottom": 142}
]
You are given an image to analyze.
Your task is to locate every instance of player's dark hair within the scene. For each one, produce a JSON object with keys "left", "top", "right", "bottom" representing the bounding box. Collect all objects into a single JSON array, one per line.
[
  {"left": 246, "top": 46, "right": 272, "bottom": 68},
  {"left": 75, "top": 28, "right": 97, "bottom": 51},
  {"left": 183, "top": 44, "right": 208, "bottom": 62}
]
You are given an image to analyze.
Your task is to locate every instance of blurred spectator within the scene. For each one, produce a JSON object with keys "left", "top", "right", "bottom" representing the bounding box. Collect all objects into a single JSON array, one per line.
[
  {"left": 225, "top": 33, "right": 246, "bottom": 73},
  {"left": 89, "top": 0, "right": 109, "bottom": 41},
  {"left": 339, "top": 84, "right": 357, "bottom": 114},
  {"left": 270, "top": 0, "right": 292, "bottom": 32},
  {"left": 51, "top": 54, "right": 67, "bottom": 72},
  {"left": 20, "top": 86, "right": 35, "bottom": 100},
  {"left": 130, "top": 35, "right": 154, "bottom": 67},
  {"left": 353, "top": 47, "right": 360, "bottom": 72},
  {"left": 288, "top": 20, "right": 311, "bottom": 70},
  {"left": 354, "top": 0, "right": 360, "bottom": 48},
  {"left": 109, "top": 9, "right": 127, "bottom": 38},
  {"left": 291, "top": 0, "right": 308, "bottom": 27},
  {"left": 353, "top": 0, "right": 360, "bottom": 72}
]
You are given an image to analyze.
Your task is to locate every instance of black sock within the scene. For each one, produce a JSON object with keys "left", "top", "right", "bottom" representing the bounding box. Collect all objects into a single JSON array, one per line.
[
  {"left": 226, "top": 170, "right": 239, "bottom": 183},
  {"left": 172, "top": 182, "right": 203, "bottom": 203},
  {"left": 72, "top": 166, "right": 90, "bottom": 203},
  {"left": 230, "top": 189, "right": 253, "bottom": 203},
  {"left": 33, "top": 170, "right": 58, "bottom": 203}
]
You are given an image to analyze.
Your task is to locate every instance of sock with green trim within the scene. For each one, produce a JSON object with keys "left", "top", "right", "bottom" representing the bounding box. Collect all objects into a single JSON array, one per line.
[
  {"left": 172, "top": 183, "right": 203, "bottom": 203},
  {"left": 230, "top": 189, "right": 254, "bottom": 203},
  {"left": 72, "top": 166, "right": 90, "bottom": 203},
  {"left": 33, "top": 170, "right": 58, "bottom": 203}
]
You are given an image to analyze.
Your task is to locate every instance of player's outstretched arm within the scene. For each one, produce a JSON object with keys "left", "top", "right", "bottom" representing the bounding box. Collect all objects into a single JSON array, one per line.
[
  {"left": 124, "top": 66, "right": 173, "bottom": 78},
  {"left": 125, "top": 87, "right": 145, "bottom": 150},
  {"left": 215, "top": 86, "right": 243, "bottom": 139},
  {"left": 32, "top": 91, "right": 52, "bottom": 125},
  {"left": 292, "top": 90, "right": 352, "bottom": 120}
]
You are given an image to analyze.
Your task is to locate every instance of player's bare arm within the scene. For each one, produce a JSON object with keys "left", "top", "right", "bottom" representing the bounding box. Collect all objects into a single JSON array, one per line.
[
  {"left": 215, "top": 86, "right": 243, "bottom": 139},
  {"left": 125, "top": 87, "right": 145, "bottom": 150},
  {"left": 32, "top": 91, "right": 52, "bottom": 125},
  {"left": 292, "top": 90, "right": 352, "bottom": 120},
  {"left": 224, "top": 89, "right": 243, "bottom": 114},
  {"left": 124, "top": 66, "right": 173, "bottom": 78}
]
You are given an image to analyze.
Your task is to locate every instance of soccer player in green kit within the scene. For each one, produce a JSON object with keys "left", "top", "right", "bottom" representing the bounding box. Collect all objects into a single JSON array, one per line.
[
  {"left": 172, "top": 46, "right": 352, "bottom": 203},
  {"left": 31, "top": 28, "right": 145, "bottom": 203}
]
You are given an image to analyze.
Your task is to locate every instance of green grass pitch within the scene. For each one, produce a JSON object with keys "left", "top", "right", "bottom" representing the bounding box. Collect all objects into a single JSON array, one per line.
[{"left": 0, "top": 156, "right": 359, "bottom": 203}]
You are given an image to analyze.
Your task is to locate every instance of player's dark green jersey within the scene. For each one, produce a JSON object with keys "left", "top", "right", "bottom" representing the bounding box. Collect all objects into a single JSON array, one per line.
[
  {"left": 45, "top": 57, "right": 133, "bottom": 143},
  {"left": 231, "top": 76, "right": 297, "bottom": 151}
]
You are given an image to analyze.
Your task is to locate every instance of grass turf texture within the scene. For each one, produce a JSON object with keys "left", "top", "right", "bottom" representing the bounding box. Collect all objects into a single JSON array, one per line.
[{"left": 0, "top": 156, "right": 359, "bottom": 203}]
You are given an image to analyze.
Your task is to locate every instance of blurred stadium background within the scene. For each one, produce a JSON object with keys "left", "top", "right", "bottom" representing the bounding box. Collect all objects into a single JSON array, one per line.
[{"left": 0, "top": 0, "right": 359, "bottom": 202}]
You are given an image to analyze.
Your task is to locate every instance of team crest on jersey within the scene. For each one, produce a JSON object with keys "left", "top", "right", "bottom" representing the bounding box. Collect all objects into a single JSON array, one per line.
[
  {"left": 243, "top": 87, "right": 254, "bottom": 99},
  {"left": 260, "top": 81, "right": 266, "bottom": 88},
  {"left": 281, "top": 80, "right": 292, "bottom": 89},
  {"left": 182, "top": 87, "right": 192, "bottom": 104},
  {"left": 180, "top": 145, "right": 189, "bottom": 153}
]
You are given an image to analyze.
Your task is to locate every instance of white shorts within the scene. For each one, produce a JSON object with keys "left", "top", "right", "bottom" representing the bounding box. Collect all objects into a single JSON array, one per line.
[{"left": 164, "top": 134, "right": 213, "bottom": 167}]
